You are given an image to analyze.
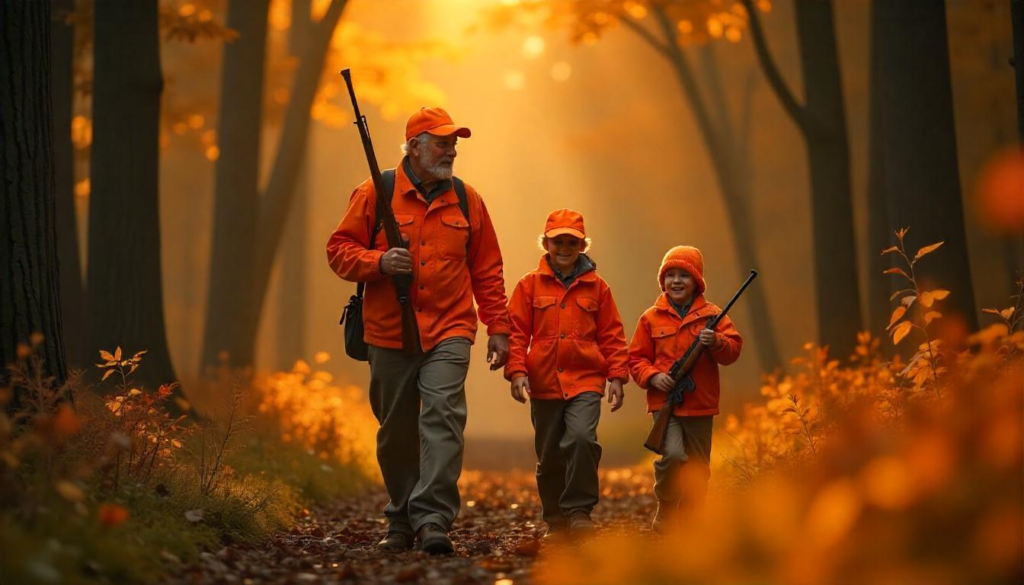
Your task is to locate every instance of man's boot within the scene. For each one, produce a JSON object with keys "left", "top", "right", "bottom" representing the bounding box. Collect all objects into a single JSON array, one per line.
[
  {"left": 377, "top": 530, "right": 414, "bottom": 552},
  {"left": 651, "top": 499, "right": 677, "bottom": 535},
  {"left": 567, "top": 510, "right": 596, "bottom": 538},
  {"left": 417, "top": 523, "right": 454, "bottom": 555}
]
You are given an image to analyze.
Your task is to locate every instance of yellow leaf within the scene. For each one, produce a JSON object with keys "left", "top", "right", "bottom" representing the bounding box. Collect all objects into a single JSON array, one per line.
[
  {"left": 888, "top": 306, "right": 907, "bottom": 329},
  {"left": 128, "top": 389, "right": 142, "bottom": 396},
  {"left": 1001, "top": 307, "right": 1015, "bottom": 320},
  {"left": 924, "top": 311, "right": 942, "bottom": 325},
  {"left": 892, "top": 321, "right": 913, "bottom": 345},
  {"left": 914, "top": 241, "right": 944, "bottom": 262},
  {"left": 56, "top": 480, "right": 85, "bottom": 502}
]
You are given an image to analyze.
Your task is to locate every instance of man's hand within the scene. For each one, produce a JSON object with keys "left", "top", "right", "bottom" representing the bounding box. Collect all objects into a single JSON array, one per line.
[
  {"left": 699, "top": 328, "right": 717, "bottom": 347},
  {"left": 607, "top": 379, "right": 624, "bottom": 412},
  {"left": 487, "top": 334, "right": 509, "bottom": 370},
  {"left": 511, "top": 375, "right": 530, "bottom": 404},
  {"left": 650, "top": 373, "right": 674, "bottom": 393},
  {"left": 379, "top": 245, "right": 413, "bottom": 275}
]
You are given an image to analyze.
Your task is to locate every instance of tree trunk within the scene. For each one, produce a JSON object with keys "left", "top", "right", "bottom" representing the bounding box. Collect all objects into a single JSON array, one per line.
[
  {"left": 875, "top": 0, "right": 978, "bottom": 329},
  {"left": 87, "top": 0, "right": 179, "bottom": 392},
  {"left": 201, "top": 0, "right": 271, "bottom": 370},
  {"left": 52, "top": 0, "right": 84, "bottom": 371},
  {"left": 793, "top": 0, "right": 862, "bottom": 361},
  {"left": 0, "top": 0, "right": 68, "bottom": 398},
  {"left": 202, "top": 0, "right": 346, "bottom": 372},
  {"left": 1012, "top": 0, "right": 1024, "bottom": 145},
  {"left": 865, "top": 0, "right": 893, "bottom": 337}
]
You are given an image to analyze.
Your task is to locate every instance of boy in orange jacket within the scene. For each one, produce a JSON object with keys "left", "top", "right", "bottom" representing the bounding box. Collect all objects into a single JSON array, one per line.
[
  {"left": 505, "top": 209, "right": 629, "bottom": 538},
  {"left": 628, "top": 245, "right": 743, "bottom": 533}
]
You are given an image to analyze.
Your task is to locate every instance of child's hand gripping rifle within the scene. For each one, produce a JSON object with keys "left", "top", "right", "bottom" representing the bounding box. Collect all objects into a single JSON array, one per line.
[
  {"left": 341, "top": 69, "right": 422, "bottom": 355},
  {"left": 643, "top": 270, "right": 758, "bottom": 454}
]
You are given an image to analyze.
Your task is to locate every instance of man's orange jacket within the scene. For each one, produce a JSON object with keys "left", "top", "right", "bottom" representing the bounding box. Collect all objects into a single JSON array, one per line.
[
  {"left": 505, "top": 256, "right": 629, "bottom": 400},
  {"left": 628, "top": 293, "right": 742, "bottom": 417},
  {"left": 326, "top": 163, "right": 510, "bottom": 351}
]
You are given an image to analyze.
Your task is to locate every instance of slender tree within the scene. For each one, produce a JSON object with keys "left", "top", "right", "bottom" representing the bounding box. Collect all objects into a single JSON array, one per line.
[
  {"left": 87, "top": 0, "right": 180, "bottom": 392},
  {"left": 202, "top": 0, "right": 348, "bottom": 371},
  {"left": 874, "top": 0, "right": 978, "bottom": 329},
  {"left": 0, "top": 0, "right": 68, "bottom": 395},
  {"left": 741, "top": 0, "right": 862, "bottom": 361},
  {"left": 865, "top": 0, "right": 893, "bottom": 336},
  {"left": 1013, "top": 0, "right": 1024, "bottom": 145}
]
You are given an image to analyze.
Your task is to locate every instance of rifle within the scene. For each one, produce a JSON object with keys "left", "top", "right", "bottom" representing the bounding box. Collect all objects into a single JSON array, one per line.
[
  {"left": 341, "top": 69, "right": 422, "bottom": 355},
  {"left": 644, "top": 270, "right": 758, "bottom": 454}
]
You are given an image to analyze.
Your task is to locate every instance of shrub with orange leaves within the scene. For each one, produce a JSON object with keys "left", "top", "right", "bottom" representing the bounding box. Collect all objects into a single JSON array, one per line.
[
  {"left": 253, "top": 352, "right": 380, "bottom": 480},
  {"left": 538, "top": 239, "right": 1024, "bottom": 584}
]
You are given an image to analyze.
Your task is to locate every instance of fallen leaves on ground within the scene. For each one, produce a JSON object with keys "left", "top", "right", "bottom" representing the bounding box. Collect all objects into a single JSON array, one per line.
[{"left": 164, "top": 467, "right": 655, "bottom": 584}]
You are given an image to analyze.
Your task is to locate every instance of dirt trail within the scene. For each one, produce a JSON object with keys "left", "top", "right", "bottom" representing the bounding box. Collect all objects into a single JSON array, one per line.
[{"left": 165, "top": 468, "right": 655, "bottom": 584}]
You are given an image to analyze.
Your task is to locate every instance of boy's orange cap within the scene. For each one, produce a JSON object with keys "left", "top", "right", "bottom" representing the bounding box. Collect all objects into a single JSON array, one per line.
[
  {"left": 659, "top": 245, "right": 706, "bottom": 294},
  {"left": 544, "top": 208, "right": 586, "bottom": 239},
  {"left": 405, "top": 107, "right": 472, "bottom": 141}
]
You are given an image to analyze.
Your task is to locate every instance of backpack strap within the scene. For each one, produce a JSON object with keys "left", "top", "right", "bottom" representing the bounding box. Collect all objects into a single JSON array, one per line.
[
  {"left": 452, "top": 176, "right": 471, "bottom": 255},
  {"left": 358, "top": 169, "right": 397, "bottom": 299}
]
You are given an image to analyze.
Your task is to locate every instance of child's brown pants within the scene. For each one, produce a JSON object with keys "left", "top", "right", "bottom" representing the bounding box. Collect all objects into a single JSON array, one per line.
[{"left": 652, "top": 413, "right": 713, "bottom": 506}]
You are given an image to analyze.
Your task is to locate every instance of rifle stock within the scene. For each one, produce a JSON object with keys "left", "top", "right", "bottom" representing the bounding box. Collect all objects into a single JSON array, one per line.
[
  {"left": 341, "top": 69, "right": 422, "bottom": 355},
  {"left": 642, "top": 270, "right": 758, "bottom": 455}
]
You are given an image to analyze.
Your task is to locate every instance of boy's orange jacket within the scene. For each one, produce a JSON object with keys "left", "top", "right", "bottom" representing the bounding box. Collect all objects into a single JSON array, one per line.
[
  {"left": 505, "top": 256, "right": 629, "bottom": 400},
  {"left": 325, "top": 162, "right": 510, "bottom": 351},
  {"left": 628, "top": 293, "right": 742, "bottom": 416}
]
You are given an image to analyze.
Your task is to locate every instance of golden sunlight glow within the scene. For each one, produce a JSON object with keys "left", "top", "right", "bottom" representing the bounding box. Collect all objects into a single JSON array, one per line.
[
  {"left": 625, "top": 1, "right": 648, "bottom": 19},
  {"left": 178, "top": 3, "right": 196, "bottom": 17},
  {"left": 270, "top": 0, "right": 290, "bottom": 31},
  {"left": 71, "top": 115, "right": 92, "bottom": 149},
  {"left": 678, "top": 19, "right": 694, "bottom": 34},
  {"left": 187, "top": 114, "right": 205, "bottom": 129},
  {"left": 205, "top": 145, "right": 220, "bottom": 161},
  {"left": 503, "top": 70, "right": 526, "bottom": 90},
  {"left": 74, "top": 179, "right": 90, "bottom": 198},
  {"left": 522, "top": 35, "right": 545, "bottom": 59},
  {"left": 725, "top": 26, "right": 742, "bottom": 43},
  {"left": 707, "top": 16, "right": 724, "bottom": 38},
  {"left": 550, "top": 61, "right": 571, "bottom": 82}
]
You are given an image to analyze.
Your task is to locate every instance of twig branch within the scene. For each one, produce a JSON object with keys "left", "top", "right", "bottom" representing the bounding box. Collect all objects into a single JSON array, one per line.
[{"left": 740, "top": 0, "right": 809, "bottom": 133}]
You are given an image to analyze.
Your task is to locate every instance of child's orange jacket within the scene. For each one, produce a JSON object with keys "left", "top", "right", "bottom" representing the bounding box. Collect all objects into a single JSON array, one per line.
[
  {"left": 505, "top": 256, "right": 629, "bottom": 400},
  {"left": 628, "top": 293, "right": 742, "bottom": 416}
]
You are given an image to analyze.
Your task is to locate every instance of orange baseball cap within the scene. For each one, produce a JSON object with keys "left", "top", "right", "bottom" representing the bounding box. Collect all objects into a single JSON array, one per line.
[
  {"left": 405, "top": 107, "right": 472, "bottom": 141},
  {"left": 544, "top": 208, "right": 586, "bottom": 239}
]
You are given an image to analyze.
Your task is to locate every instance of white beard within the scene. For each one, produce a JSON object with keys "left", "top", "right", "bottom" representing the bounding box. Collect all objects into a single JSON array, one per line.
[{"left": 417, "top": 149, "right": 454, "bottom": 180}]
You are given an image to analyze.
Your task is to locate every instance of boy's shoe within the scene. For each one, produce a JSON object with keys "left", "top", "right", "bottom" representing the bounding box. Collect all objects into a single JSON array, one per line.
[
  {"left": 417, "top": 523, "right": 454, "bottom": 555},
  {"left": 567, "top": 511, "right": 596, "bottom": 538},
  {"left": 651, "top": 500, "right": 677, "bottom": 535},
  {"left": 377, "top": 530, "right": 414, "bottom": 551},
  {"left": 543, "top": 521, "right": 568, "bottom": 540}
]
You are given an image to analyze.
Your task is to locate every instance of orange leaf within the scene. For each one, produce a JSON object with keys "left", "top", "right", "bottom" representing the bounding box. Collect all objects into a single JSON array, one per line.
[
  {"left": 101, "top": 369, "right": 116, "bottom": 382},
  {"left": 1001, "top": 307, "right": 1015, "bottom": 320},
  {"left": 880, "top": 246, "right": 899, "bottom": 255},
  {"left": 901, "top": 296, "right": 917, "bottom": 308},
  {"left": 884, "top": 267, "right": 911, "bottom": 280},
  {"left": 914, "top": 241, "right": 944, "bottom": 262},
  {"left": 982, "top": 308, "right": 1002, "bottom": 316},
  {"left": 99, "top": 350, "right": 115, "bottom": 361},
  {"left": 114, "top": 346, "right": 122, "bottom": 361},
  {"left": 892, "top": 321, "right": 913, "bottom": 345},
  {"left": 924, "top": 311, "right": 942, "bottom": 325},
  {"left": 930, "top": 289, "right": 950, "bottom": 301},
  {"left": 920, "top": 292, "right": 935, "bottom": 308},
  {"left": 888, "top": 306, "right": 907, "bottom": 329},
  {"left": 98, "top": 503, "right": 130, "bottom": 527}
]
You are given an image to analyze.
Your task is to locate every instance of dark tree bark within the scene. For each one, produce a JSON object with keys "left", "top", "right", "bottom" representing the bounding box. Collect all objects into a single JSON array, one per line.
[
  {"left": 201, "top": 0, "right": 271, "bottom": 370},
  {"left": 875, "top": 0, "right": 978, "bottom": 330},
  {"left": 865, "top": 1, "right": 893, "bottom": 337},
  {"left": 51, "top": 0, "right": 84, "bottom": 371},
  {"left": 87, "top": 0, "right": 179, "bottom": 392},
  {"left": 202, "top": 0, "right": 347, "bottom": 371},
  {"left": 618, "top": 7, "right": 784, "bottom": 372},
  {"left": 0, "top": 0, "right": 68, "bottom": 394},
  {"left": 743, "top": 0, "right": 862, "bottom": 361},
  {"left": 1012, "top": 0, "right": 1024, "bottom": 144}
]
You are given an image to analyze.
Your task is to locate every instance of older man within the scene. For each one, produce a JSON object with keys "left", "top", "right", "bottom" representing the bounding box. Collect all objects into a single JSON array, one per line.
[{"left": 326, "top": 107, "right": 510, "bottom": 555}]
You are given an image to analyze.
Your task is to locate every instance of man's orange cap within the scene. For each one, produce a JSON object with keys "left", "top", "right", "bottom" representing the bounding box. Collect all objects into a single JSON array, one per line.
[
  {"left": 405, "top": 107, "right": 472, "bottom": 141},
  {"left": 544, "top": 208, "right": 586, "bottom": 239}
]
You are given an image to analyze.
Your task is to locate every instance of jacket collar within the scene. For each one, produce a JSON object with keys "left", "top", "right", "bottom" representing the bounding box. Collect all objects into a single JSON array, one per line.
[
  {"left": 654, "top": 293, "right": 714, "bottom": 327},
  {"left": 395, "top": 158, "right": 455, "bottom": 208},
  {"left": 537, "top": 253, "right": 597, "bottom": 286}
]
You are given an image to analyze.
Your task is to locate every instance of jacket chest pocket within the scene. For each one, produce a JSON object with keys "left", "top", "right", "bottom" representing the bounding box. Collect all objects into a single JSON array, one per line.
[
  {"left": 651, "top": 326, "right": 678, "bottom": 360},
  {"left": 438, "top": 212, "right": 469, "bottom": 259},
  {"left": 374, "top": 214, "right": 416, "bottom": 251},
  {"left": 573, "top": 297, "right": 599, "bottom": 339},
  {"left": 532, "top": 295, "right": 558, "bottom": 337}
]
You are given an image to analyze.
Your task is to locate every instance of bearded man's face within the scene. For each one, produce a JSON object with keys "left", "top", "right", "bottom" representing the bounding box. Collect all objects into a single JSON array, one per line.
[{"left": 414, "top": 134, "right": 457, "bottom": 181}]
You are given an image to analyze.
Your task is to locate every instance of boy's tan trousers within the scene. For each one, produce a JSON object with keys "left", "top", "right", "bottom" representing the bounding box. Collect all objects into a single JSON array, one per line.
[{"left": 652, "top": 413, "right": 714, "bottom": 505}]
